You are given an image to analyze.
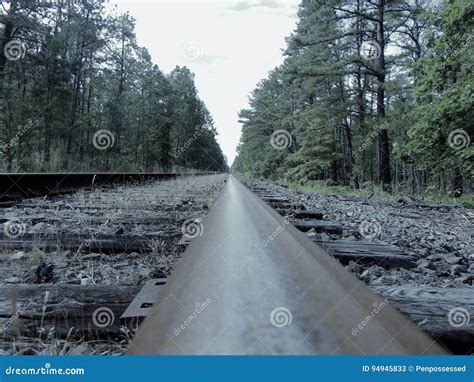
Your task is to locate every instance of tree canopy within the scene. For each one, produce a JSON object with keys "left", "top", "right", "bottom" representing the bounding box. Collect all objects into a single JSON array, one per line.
[
  {"left": 0, "top": 0, "right": 227, "bottom": 172},
  {"left": 233, "top": 0, "right": 472, "bottom": 197}
]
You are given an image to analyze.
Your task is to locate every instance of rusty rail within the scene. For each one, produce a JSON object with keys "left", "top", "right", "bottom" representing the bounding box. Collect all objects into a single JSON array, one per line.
[{"left": 128, "top": 175, "right": 446, "bottom": 355}]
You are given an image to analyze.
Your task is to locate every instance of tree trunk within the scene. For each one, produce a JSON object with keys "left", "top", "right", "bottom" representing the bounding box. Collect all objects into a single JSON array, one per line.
[
  {"left": 452, "top": 167, "right": 463, "bottom": 197},
  {"left": 376, "top": 0, "right": 392, "bottom": 191}
]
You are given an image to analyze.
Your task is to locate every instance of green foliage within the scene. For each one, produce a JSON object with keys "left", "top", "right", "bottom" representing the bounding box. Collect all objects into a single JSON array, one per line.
[
  {"left": 233, "top": 0, "right": 473, "bottom": 197},
  {"left": 234, "top": 68, "right": 296, "bottom": 179},
  {"left": 282, "top": 114, "right": 339, "bottom": 182},
  {"left": 0, "top": 1, "right": 227, "bottom": 172},
  {"left": 407, "top": 0, "right": 474, "bottom": 177},
  {"left": 281, "top": 179, "right": 474, "bottom": 209}
]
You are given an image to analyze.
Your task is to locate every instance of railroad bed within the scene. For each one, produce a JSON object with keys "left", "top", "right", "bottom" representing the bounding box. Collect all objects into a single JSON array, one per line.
[
  {"left": 128, "top": 176, "right": 446, "bottom": 355},
  {"left": 237, "top": 176, "right": 473, "bottom": 354},
  {"left": 0, "top": 174, "right": 226, "bottom": 355},
  {"left": 0, "top": 174, "right": 472, "bottom": 355},
  {"left": 0, "top": 172, "right": 213, "bottom": 204}
]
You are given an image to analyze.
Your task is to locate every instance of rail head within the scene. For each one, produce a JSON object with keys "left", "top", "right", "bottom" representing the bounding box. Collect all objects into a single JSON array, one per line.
[{"left": 128, "top": 175, "right": 446, "bottom": 355}]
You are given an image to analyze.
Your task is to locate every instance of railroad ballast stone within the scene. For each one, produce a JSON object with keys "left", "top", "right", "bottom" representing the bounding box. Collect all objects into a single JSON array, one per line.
[
  {"left": 240, "top": 176, "right": 473, "bottom": 289},
  {"left": 0, "top": 175, "right": 226, "bottom": 355},
  {"left": 240, "top": 175, "right": 473, "bottom": 353}
]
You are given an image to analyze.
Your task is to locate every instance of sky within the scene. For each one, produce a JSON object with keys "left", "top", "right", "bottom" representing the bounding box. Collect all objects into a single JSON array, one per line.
[{"left": 109, "top": 0, "right": 299, "bottom": 165}]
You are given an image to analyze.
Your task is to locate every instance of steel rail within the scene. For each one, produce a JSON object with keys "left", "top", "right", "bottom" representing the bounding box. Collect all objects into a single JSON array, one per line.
[{"left": 128, "top": 175, "right": 446, "bottom": 355}]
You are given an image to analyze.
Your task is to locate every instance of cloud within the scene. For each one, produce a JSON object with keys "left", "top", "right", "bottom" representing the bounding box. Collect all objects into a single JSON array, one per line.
[
  {"left": 227, "top": 1, "right": 298, "bottom": 18},
  {"left": 193, "top": 54, "right": 228, "bottom": 65},
  {"left": 184, "top": 54, "right": 228, "bottom": 66},
  {"left": 230, "top": 0, "right": 280, "bottom": 12},
  {"left": 181, "top": 41, "right": 228, "bottom": 66}
]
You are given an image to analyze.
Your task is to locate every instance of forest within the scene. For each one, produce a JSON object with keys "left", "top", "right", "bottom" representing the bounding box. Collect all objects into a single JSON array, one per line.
[
  {"left": 233, "top": 0, "right": 473, "bottom": 199},
  {"left": 0, "top": 0, "right": 227, "bottom": 173}
]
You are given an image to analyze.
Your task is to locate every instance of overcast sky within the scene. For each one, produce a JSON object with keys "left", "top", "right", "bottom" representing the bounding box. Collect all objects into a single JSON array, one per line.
[{"left": 110, "top": 0, "right": 299, "bottom": 165}]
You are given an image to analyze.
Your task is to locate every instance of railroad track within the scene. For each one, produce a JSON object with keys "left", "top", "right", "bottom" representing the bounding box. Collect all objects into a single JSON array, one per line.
[
  {"left": 128, "top": 175, "right": 446, "bottom": 355},
  {"left": 0, "top": 173, "right": 226, "bottom": 354},
  {"left": 0, "top": 174, "right": 472, "bottom": 354},
  {"left": 0, "top": 172, "right": 216, "bottom": 206}
]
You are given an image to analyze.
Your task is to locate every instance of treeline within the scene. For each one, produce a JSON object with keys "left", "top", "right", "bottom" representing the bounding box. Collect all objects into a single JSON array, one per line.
[
  {"left": 233, "top": 0, "right": 473, "bottom": 196},
  {"left": 0, "top": 0, "right": 227, "bottom": 172}
]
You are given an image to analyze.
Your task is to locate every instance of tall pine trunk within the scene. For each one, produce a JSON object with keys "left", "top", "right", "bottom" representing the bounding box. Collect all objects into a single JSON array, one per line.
[{"left": 376, "top": 0, "right": 392, "bottom": 191}]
